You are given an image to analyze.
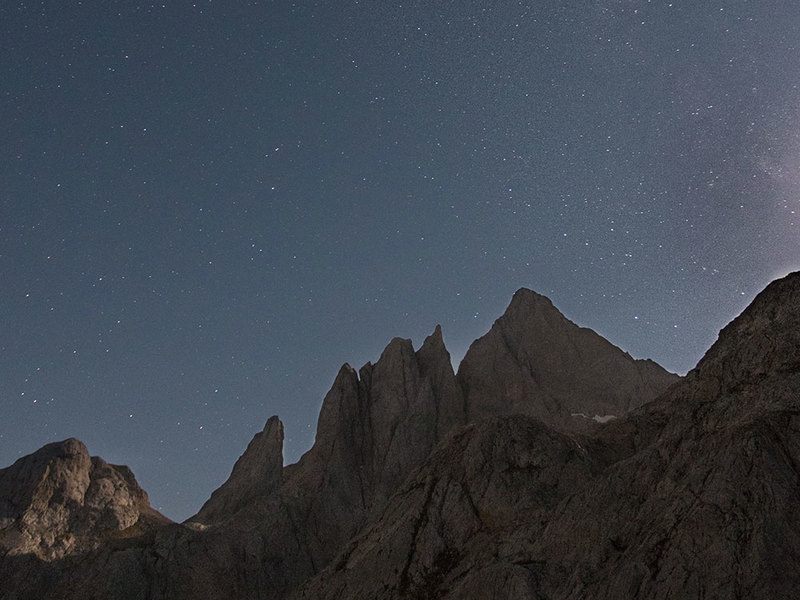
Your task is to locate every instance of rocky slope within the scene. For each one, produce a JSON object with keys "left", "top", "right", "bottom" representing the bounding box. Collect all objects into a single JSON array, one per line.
[
  {"left": 457, "top": 288, "right": 679, "bottom": 429},
  {"left": 0, "top": 438, "right": 168, "bottom": 562},
  {"left": 296, "top": 272, "right": 800, "bottom": 599},
  {"left": 0, "top": 285, "right": 693, "bottom": 599},
  {"left": 293, "top": 414, "right": 603, "bottom": 600},
  {"left": 193, "top": 415, "right": 285, "bottom": 524}
]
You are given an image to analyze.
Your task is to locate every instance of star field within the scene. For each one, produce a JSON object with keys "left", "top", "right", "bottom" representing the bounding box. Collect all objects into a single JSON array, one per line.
[{"left": 2, "top": 1, "right": 799, "bottom": 520}]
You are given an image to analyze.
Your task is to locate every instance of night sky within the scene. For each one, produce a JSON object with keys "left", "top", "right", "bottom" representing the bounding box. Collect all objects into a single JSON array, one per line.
[{"left": 2, "top": 1, "right": 799, "bottom": 521}]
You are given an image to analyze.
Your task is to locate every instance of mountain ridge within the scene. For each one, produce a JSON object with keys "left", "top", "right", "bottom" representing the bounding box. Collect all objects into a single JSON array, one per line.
[
  {"left": 9, "top": 276, "right": 797, "bottom": 599},
  {"left": 295, "top": 271, "right": 800, "bottom": 599}
]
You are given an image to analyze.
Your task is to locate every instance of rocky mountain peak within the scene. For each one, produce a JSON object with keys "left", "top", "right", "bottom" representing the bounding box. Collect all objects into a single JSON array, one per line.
[
  {"left": 293, "top": 274, "right": 800, "bottom": 600},
  {"left": 0, "top": 438, "right": 166, "bottom": 561},
  {"left": 508, "top": 286, "right": 558, "bottom": 311},
  {"left": 311, "top": 362, "right": 361, "bottom": 453},
  {"left": 419, "top": 323, "right": 445, "bottom": 351},
  {"left": 191, "top": 415, "right": 284, "bottom": 524},
  {"left": 416, "top": 324, "right": 466, "bottom": 436},
  {"left": 457, "top": 288, "right": 680, "bottom": 429},
  {"left": 0, "top": 439, "right": 91, "bottom": 526}
]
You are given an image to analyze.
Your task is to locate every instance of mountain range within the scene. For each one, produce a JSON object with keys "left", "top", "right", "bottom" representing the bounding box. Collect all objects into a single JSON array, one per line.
[{"left": 2, "top": 273, "right": 798, "bottom": 599}]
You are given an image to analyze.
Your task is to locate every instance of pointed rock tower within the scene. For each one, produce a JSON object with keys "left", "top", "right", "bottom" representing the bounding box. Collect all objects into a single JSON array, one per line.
[{"left": 193, "top": 415, "right": 284, "bottom": 524}]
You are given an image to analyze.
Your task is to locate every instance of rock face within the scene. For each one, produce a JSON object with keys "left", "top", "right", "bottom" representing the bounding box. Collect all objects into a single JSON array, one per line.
[
  {"left": 0, "top": 438, "right": 168, "bottom": 561},
  {"left": 294, "top": 415, "right": 602, "bottom": 600},
  {"left": 192, "top": 415, "right": 285, "bottom": 524},
  {"left": 457, "top": 288, "right": 680, "bottom": 429},
  {"left": 690, "top": 270, "right": 800, "bottom": 394},
  {"left": 296, "top": 272, "right": 800, "bottom": 599},
  {"left": 0, "top": 283, "right": 709, "bottom": 600},
  {"left": 226, "top": 325, "right": 467, "bottom": 596},
  {"left": 299, "top": 325, "right": 466, "bottom": 523}
]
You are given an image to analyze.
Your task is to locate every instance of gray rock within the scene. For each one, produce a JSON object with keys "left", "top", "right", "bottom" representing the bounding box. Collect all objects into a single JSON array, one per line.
[
  {"left": 294, "top": 415, "right": 600, "bottom": 600},
  {"left": 457, "top": 288, "right": 680, "bottom": 430},
  {"left": 110, "top": 323, "right": 469, "bottom": 600},
  {"left": 0, "top": 438, "right": 168, "bottom": 561},
  {"left": 191, "top": 415, "right": 284, "bottom": 524}
]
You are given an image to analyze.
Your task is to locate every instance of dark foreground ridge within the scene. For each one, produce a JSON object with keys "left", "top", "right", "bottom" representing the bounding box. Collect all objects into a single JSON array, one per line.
[{"left": 3, "top": 275, "right": 798, "bottom": 600}]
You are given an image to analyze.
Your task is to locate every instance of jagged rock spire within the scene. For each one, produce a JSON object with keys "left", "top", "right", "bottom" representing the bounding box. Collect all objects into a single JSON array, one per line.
[{"left": 192, "top": 415, "right": 285, "bottom": 524}]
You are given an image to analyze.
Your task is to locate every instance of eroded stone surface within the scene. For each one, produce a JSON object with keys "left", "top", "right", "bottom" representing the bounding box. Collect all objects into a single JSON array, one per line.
[{"left": 0, "top": 438, "right": 168, "bottom": 561}]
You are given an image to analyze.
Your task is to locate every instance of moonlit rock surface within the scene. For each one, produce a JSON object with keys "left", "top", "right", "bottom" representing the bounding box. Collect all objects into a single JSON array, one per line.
[{"left": 0, "top": 438, "right": 168, "bottom": 561}]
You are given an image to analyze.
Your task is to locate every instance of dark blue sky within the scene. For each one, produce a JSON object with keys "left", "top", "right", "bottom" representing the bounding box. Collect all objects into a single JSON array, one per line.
[{"left": 2, "top": 1, "right": 798, "bottom": 520}]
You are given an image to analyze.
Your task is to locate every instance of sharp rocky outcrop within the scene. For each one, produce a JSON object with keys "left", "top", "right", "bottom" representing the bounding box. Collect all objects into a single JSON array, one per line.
[
  {"left": 0, "top": 438, "right": 168, "bottom": 561},
  {"left": 193, "top": 415, "right": 285, "bottom": 524}
]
